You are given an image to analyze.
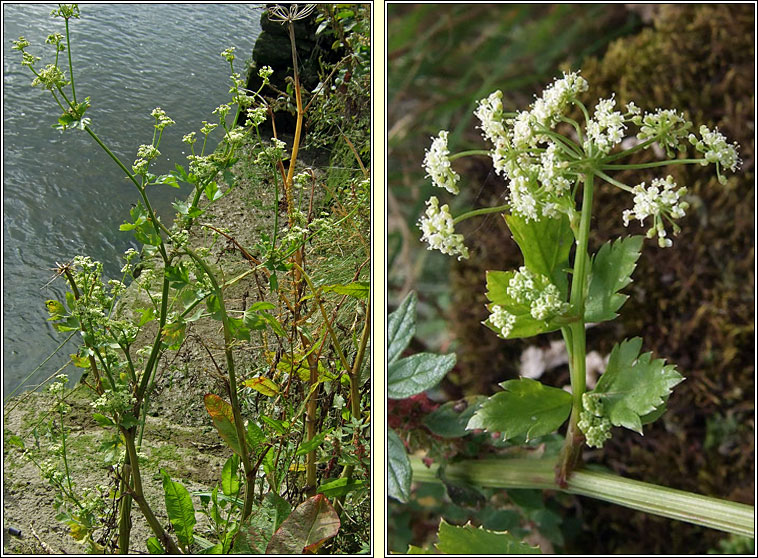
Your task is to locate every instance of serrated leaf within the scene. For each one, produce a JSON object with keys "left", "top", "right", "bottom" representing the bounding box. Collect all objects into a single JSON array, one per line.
[
  {"left": 388, "top": 291, "right": 416, "bottom": 364},
  {"left": 388, "top": 429, "right": 411, "bottom": 503},
  {"left": 387, "top": 352, "right": 455, "bottom": 399},
  {"left": 590, "top": 338, "right": 684, "bottom": 434},
  {"left": 160, "top": 469, "right": 196, "bottom": 547},
  {"left": 466, "top": 377, "right": 572, "bottom": 441},
  {"left": 504, "top": 213, "right": 572, "bottom": 296},
  {"left": 584, "top": 236, "right": 643, "bottom": 323},
  {"left": 265, "top": 494, "right": 340, "bottom": 554},
  {"left": 435, "top": 519, "right": 541, "bottom": 554},
  {"left": 484, "top": 271, "right": 563, "bottom": 339},
  {"left": 204, "top": 394, "right": 243, "bottom": 455}
]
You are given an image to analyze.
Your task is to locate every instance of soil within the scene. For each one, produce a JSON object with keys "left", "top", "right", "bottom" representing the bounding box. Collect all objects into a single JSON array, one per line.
[{"left": 2, "top": 139, "right": 326, "bottom": 554}]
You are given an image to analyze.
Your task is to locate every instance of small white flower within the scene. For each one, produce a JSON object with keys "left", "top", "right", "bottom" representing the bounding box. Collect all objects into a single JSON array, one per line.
[
  {"left": 585, "top": 95, "right": 625, "bottom": 154},
  {"left": 418, "top": 196, "right": 469, "bottom": 260},
  {"left": 423, "top": 131, "right": 460, "bottom": 194},
  {"left": 490, "top": 305, "right": 516, "bottom": 338},
  {"left": 689, "top": 125, "right": 741, "bottom": 174},
  {"left": 622, "top": 175, "right": 689, "bottom": 247}
]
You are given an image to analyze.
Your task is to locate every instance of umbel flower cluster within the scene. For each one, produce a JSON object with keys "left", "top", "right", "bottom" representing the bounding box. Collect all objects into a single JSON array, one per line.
[{"left": 418, "top": 71, "right": 741, "bottom": 258}]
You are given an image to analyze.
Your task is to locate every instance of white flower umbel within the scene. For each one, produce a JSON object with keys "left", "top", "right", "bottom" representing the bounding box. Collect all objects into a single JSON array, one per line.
[
  {"left": 418, "top": 196, "right": 469, "bottom": 260},
  {"left": 530, "top": 71, "right": 588, "bottom": 130},
  {"left": 423, "top": 130, "right": 460, "bottom": 195},
  {"left": 507, "top": 267, "right": 569, "bottom": 321},
  {"left": 622, "top": 175, "right": 689, "bottom": 248},
  {"left": 689, "top": 125, "right": 741, "bottom": 178},
  {"left": 585, "top": 95, "right": 625, "bottom": 154},
  {"left": 490, "top": 305, "right": 516, "bottom": 338},
  {"left": 634, "top": 108, "right": 691, "bottom": 157},
  {"left": 475, "top": 90, "right": 506, "bottom": 144}
]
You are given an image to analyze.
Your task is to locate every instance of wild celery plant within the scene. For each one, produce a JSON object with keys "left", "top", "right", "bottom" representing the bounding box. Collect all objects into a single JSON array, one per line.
[
  {"left": 400, "top": 70, "right": 752, "bottom": 547},
  {"left": 11, "top": 3, "right": 369, "bottom": 554}
]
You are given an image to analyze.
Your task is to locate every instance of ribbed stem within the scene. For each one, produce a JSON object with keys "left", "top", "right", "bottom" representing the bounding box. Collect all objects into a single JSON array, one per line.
[{"left": 410, "top": 457, "right": 754, "bottom": 537}]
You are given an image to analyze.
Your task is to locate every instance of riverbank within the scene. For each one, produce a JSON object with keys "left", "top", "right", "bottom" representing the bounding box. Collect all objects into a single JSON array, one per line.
[{"left": 2, "top": 137, "right": 328, "bottom": 554}]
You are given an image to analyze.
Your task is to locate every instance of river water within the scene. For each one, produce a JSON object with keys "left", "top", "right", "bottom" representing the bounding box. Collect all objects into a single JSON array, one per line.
[{"left": 3, "top": 3, "right": 263, "bottom": 395}]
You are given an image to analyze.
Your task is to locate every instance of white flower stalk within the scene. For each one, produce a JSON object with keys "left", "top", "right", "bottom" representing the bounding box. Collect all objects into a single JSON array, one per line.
[
  {"left": 423, "top": 130, "right": 460, "bottom": 194},
  {"left": 622, "top": 175, "right": 689, "bottom": 248},
  {"left": 418, "top": 196, "right": 469, "bottom": 260},
  {"left": 490, "top": 305, "right": 516, "bottom": 338}
]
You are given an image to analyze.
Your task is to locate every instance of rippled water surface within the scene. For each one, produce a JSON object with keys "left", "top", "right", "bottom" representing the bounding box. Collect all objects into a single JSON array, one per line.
[{"left": 3, "top": 3, "right": 263, "bottom": 394}]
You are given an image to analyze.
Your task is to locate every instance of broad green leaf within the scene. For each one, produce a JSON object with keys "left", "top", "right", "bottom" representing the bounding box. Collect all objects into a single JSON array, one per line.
[
  {"left": 387, "top": 353, "right": 455, "bottom": 399},
  {"left": 387, "top": 291, "right": 416, "bottom": 364},
  {"left": 151, "top": 173, "right": 180, "bottom": 188},
  {"left": 317, "top": 478, "right": 367, "bottom": 498},
  {"left": 45, "top": 299, "right": 66, "bottom": 320},
  {"left": 221, "top": 454, "right": 240, "bottom": 497},
  {"left": 205, "top": 181, "right": 224, "bottom": 201},
  {"left": 295, "top": 428, "right": 332, "bottom": 457},
  {"left": 265, "top": 491, "right": 291, "bottom": 531},
  {"left": 204, "top": 394, "right": 243, "bottom": 455},
  {"left": 260, "top": 414, "right": 288, "bottom": 435},
  {"left": 466, "top": 377, "right": 572, "bottom": 441},
  {"left": 265, "top": 494, "right": 340, "bottom": 554},
  {"left": 436, "top": 519, "right": 541, "bottom": 554},
  {"left": 166, "top": 263, "right": 191, "bottom": 288},
  {"left": 388, "top": 429, "right": 411, "bottom": 503},
  {"left": 321, "top": 281, "right": 370, "bottom": 299},
  {"left": 584, "top": 236, "right": 643, "bottom": 323},
  {"left": 160, "top": 469, "right": 196, "bottom": 548},
  {"left": 504, "top": 213, "right": 572, "bottom": 296},
  {"left": 161, "top": 319, "right": 186, "bottom": 349},
  {"left": 589, "top": 338, "right": 683, "bottom": 434},
  {"left": 484, "top": 271, "right": 564, "bottom": 339},
  {"left": 407, "top": 545, "right": 435, "bottom": 554},
  {"left": 146, "top": 537, "right": 164, "bottom": 554},
  {"left": 228, "top": 317, "right": 250, "bottom": 341},
  {"left": 243, "top": 376, "right": 280, "bottom": 396},
  {"left": 423, "top": 396, "right": 487, "bottom": 438}
]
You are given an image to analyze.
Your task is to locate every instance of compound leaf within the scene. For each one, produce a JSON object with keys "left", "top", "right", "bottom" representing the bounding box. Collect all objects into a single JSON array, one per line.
[{"left": 590, "top": 337, "right": 684, "bottom": 434}]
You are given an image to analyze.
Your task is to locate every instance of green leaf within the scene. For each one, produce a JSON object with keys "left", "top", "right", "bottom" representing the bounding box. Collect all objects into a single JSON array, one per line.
[
  {"left": 435, "top": 519, "right": 541, "bottom": 554},
  {"left": 243, "top": 376, "right": 280, "bottom": 396},
  {"left": 221, "top": 454, "right": 240, "bottom": 497},
  {"left": 387, "top": 291, "right": 416, "bottom": 364},
  {"left": 146, "top": 537, "right": 164, "bottom": 554},
  {"left": 228, "top": 316, "right": 250, "bottom": 341},
  {"left": 205, "top": 181, "right": 224, "bottom": 201},
  {"left": 151, "top": 174, "right": 180, "bottom": 188},
  {"left": 589, "top": 338, "right": 684, "bottom": 434},
  {"left": 407, "top": 545, "right": 436, "bottom": 554},
  {"left": 423, "top": 396, "right": 487, "bottom": 438},
  {"left": 265, "top": 494, "right": 340, "bottom": 554},
  {"left": 204, "top": 394, "right": 243, "bottom": 455},
  {"left": 388, "top": 429, "right": 411, "bottom": 503},
  {"left": 317, "top": 478, "right": 367, "bottom": 498},
  {"left": 584, "top": 236, "right": 643, "bottom": 323},
  {"left": 388, "top": 352, "right": 455, "bottom": 399},
  {"left": 295, "top": 428, "right": 332, "bottom": 457},
  {"left": 466, "top": 377, "right": 572, "bottom": 441},
  {"left": 246, "top": 421, "right": 274, "bottom": 472},
  {"left": 504, "top": 213, "right": 572, "bottom": 296},
  {"left": 321, "top": 281, "right": 370, "bottom": 299},
  {"left": 234, "top": 497, "right": 279, "bottom": 554},
  {"left": 484, "top": 271, "right": 564, "bottom": 339},
  {"left": 160, "top": 469, "right": 196, "bottom": 548}
]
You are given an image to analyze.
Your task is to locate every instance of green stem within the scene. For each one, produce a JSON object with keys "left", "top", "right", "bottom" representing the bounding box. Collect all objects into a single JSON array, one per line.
[
  {"left": 448, "top": 149, "right": 490, "bottom": 161},
  {"left": 64, "top": 18, "right": 76, "bottom": 104},
  {"left": 601, "top": 158, "right": 706, "bottom": 170},
  {"left": 557, "top": 171, "right": 594, "bottom": 486},
  {"left": 453, "top": 204, "right": 511, "bottom": 225},
  {"left": 594, "top": 169, "right": 634, "bottom": 193},
  {"left": 410, "top": 457, "right": 755, "bottom": 538}
]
